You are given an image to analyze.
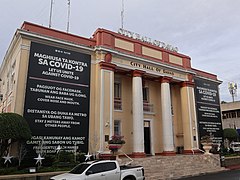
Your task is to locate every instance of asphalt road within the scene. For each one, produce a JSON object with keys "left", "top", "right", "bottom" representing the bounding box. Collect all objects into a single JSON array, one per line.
[{"left": 178, "top": 170, "right": 240, "bottom": 180}]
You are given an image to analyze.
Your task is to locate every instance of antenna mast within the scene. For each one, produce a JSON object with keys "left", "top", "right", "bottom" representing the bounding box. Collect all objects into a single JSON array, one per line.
[
  {"left": 121, "top": 0, "right": 124, "bottom": 29},
  {"left": 67, "top": 0, "right": 71, "bottom": 33},
  {"left": 228, "top": 82, "right": 238, "bottom": 102},
  {"left": 49, "top": 0, "right": 54, "bottom": 28}
]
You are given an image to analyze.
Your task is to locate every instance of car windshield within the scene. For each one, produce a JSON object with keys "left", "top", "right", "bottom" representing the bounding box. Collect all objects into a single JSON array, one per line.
[
  {"left": 69, "top": 163, "right": 91, "bottom": 174},
  {"left": 231, "top": 143, "right": 240, "bottom": 147}
]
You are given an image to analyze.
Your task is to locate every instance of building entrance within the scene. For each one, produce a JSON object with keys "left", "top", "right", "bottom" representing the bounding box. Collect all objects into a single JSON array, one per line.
[{"left": 144, "top": 121, "right": 151, "bottom": 154}]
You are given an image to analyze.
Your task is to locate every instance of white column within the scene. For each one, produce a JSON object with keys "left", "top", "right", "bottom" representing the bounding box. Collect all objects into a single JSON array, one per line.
[
  {"left": 191, "top": 87, "right": 199, "bottom": 149},
  {"left": 99, "top": 69, "right": 105, "bottom": 152},
  {"left": 180, "top": 81, "right": 199, "bottom": 153},
  {"left": 132, "top": 71, "right": 145, "bottom": 155},
  {"left": 99, "top": 62, "right": 115, "bottom": 152},
  {"left": 161, "top": 77, "right": 175, "bottom": 153}
]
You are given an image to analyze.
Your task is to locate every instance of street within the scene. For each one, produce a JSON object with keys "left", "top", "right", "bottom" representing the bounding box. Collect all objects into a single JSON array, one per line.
[{"left": 179, "top": 170, "right": 240, "bottom": 180}]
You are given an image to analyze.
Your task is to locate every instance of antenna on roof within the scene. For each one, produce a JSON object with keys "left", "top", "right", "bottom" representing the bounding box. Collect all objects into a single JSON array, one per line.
[
  {"left": 49, "top": 0, "right": 54, "bottom": 28},
  {"left": 121, "top": 0, "right": 124, "bottom": 29},
  {"left": 67, "top": 0, "right": 71, "bottom": 33},
  {"left": 228, "top": 82, "right": 238, "bottom": 102}
]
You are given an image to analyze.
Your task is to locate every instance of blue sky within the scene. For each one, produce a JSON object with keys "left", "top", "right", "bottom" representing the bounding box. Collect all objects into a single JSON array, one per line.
[{"left": 0, "top": 0, "right": 239, "bottom": 102}]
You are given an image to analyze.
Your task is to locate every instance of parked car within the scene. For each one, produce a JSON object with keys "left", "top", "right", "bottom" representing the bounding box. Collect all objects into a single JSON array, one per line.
[
  {"left": 230, "top": 142, "right": 240, "bottom": 152},
  {"left": 50, "top": 160, "right": 145, "bottom": 180}
]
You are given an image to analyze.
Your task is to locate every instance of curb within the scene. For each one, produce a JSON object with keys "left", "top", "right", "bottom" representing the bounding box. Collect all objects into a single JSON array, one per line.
[
  {"left": 174, "top": 168, "right": 228, "bottom": 179},
  {"left": 226, "top": 165, "right": 240, "bottom": 170},
  {"left": 0, "top": 171, "right": 67, "bottom": 180}
]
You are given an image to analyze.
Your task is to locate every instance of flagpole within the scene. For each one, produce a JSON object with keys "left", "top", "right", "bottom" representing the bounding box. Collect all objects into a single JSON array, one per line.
[
  {"left": 121, "top": 0, "right": 124, "bottom": 29},
  {"left": 49, "top": 0, "right": 54, "bottom": 28},
  {"left": 67, "top": 0, "right": 71, "bottom": 33}
]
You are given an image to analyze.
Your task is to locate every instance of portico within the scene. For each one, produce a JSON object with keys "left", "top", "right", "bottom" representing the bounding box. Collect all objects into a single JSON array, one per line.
[{"left": 96, "top": 49, "right": 200, "bottom": 157}]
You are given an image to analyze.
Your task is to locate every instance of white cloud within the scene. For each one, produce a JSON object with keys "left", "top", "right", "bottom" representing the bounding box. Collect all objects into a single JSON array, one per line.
[{"left": 0, "top": 0, "right": 239, "bottom": 102}]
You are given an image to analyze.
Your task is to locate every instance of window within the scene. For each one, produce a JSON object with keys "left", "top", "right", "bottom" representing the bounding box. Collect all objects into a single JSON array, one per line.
[
  {"left": 87, "top": 163, "right": 104, "bottom": 174},
  {"left": 6, "top": 81, "right": 9, "bottom": 93},
  {"left": 103, "top": 162, "right": 117, "bottom": 171},
  {"left": 70, "top": 164, "right": 90, "bottom": 174},
  {"left": 170, "top": 85, "right": 174, "bottom": 115},
  {"left": 142, "top": 86, "right": 154, "bottom": 113},
  {"left": 223, "top": 111, "right": 240, "bottom": 119},
  {"left": 114, "top": 81, "right": 122, "bottom": 110},
  {"left": 226, "top": 113, "right": 230, "bottom": 119},
  {"left": 231, "top": 112, "right": 237, "bottom": 118},
  {"left": 114, "top": 120, "right": 121, "bottom": 135},
  {"left": 171, "top": 105, "right": 174, "bottom": 116},
  {"left": 114, "top": 82, "right": 121, "bottom": 99},
  {"left": 87, "top": 162, "right": 117, "bottom": 174},
  {"left": 222, "top": 113, "right": 227, "bottom": 119},
  {"left": 142, "top": 87, "right": 149, "bottom": 102}
]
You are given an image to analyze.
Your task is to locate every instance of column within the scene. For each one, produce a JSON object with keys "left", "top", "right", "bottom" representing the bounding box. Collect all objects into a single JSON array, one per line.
[
  {"left": 161, "top": 77, "right": 175, "bottom": 155},
  {"left": 180, "top": 81, "right": 199, "bottom": 154},
  {"left": 132, "top": 70, "right": 145, "bottom": 158},
  {"left": 99, "top": 61, "right": 116, "bottom": 152}
]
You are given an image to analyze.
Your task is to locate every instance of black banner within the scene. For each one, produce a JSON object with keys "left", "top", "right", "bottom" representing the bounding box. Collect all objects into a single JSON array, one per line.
[
  {"left": 195, "top": 78, "right": 223, "bottom": 144},
  {"left": 24, "top": 42, "right": 91, "bottom": 154}
]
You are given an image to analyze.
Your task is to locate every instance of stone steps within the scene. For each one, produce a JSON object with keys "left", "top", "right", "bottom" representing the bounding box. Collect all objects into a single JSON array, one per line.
[{"left": 120, "top": 154, "right": 225, "bottom": 179}]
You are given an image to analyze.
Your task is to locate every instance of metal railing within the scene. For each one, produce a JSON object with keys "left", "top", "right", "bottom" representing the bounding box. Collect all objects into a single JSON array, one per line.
[
  {"left": 143, "top": 102, "right": 154, "bottom": 113},
  {"left": 191, "top": 148, "right": 220, "bottom": 161},
  {"left": 114, "top": 98, "right": 122, "bottom": 110}
]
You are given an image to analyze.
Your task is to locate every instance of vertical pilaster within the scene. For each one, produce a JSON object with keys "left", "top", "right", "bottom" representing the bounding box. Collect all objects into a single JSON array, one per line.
[
  {"left": 99, "top": 61, "right": 116, "bottom": 152},
  {"left": 180, "top": 81, "right": 199, "bottom": 154},
  {"left": 132, "top": 70, "right": 145, "bottom": 158},
  {"left": 161, "top": 77, "right": 175, "bottom": 155}
]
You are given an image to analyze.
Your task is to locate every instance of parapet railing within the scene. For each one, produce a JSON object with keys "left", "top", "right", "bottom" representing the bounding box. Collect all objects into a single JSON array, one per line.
[
  {"left": 191, "top": 148, "right": 220, "bottom": 161},
  {"left": 118, "top": 149, "right": 133, "bottom": 166}
]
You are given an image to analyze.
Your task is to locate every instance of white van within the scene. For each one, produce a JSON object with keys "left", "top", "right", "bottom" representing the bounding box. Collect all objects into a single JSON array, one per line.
[{"left": 230, "top": 142, "right": 240, "bottom": 152}]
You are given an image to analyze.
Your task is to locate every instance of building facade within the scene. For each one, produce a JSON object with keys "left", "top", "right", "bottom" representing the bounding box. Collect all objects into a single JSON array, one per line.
[
  {"left": 0, "top": 22, "right": 222, "bottom": 157},
  {"left": 221, "top": 101, "right": 240, "bottom": 129}
]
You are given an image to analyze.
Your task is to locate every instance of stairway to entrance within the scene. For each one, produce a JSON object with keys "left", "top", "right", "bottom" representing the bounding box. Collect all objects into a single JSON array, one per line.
[{"left": 120, "top": 154, "right": 226, "bottom": 180}]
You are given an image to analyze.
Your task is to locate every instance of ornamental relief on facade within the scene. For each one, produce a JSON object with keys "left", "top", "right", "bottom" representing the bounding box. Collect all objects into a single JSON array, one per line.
[{"left": 112, "top": 57, "right": 187, "bottom": 80}]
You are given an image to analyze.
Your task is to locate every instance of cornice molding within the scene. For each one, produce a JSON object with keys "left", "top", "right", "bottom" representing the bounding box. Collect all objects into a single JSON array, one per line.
[{"left": 99, "top": 61, "right": 116, "bottom": 71}]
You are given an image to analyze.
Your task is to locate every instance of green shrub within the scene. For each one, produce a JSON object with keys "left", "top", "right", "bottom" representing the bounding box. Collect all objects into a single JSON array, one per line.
[
  {"left": 224, "top": 128, "right": 239, "bottom": 142},
  {"left": 0, "top": 167, "right": 17, "bottom": 175},
  {"left": 37, "top": 166, "right": 72, "bottom": 172},
  {"left": 19, "top": 150, "right": 37, "bottom": 169},
  {"left": 0, "top": 157, "right": 19, "bottom": 168},
  {"left": 76, "top": 153, "right": 86, "bottom": 163},
  {"left": 57, "top": 151, "right": 74, "bottom": 163},
  {"left": 0, "top": 113, "right": 31, "bottom": 157},
  {"left": 42, "top": 155, "right": 56, "bottom": 167}
]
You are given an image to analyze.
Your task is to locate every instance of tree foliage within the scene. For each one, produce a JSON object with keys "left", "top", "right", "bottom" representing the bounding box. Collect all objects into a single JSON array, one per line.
[
  {"left": 223, "top": 128, "right": 239, "bottom": 142},
  {"left": 0, "top": 113, "right": 31, "bottom": 157}
]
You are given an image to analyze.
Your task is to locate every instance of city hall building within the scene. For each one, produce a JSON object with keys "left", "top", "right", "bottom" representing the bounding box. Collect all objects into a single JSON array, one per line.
[{"left": 0, "top": 22, "right": 223, "bottom": 157}]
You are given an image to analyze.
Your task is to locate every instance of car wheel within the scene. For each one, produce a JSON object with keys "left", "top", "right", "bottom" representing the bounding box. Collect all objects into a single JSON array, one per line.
[{"left": 124, "top": 177, "right": 134, "bottom": 180}]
